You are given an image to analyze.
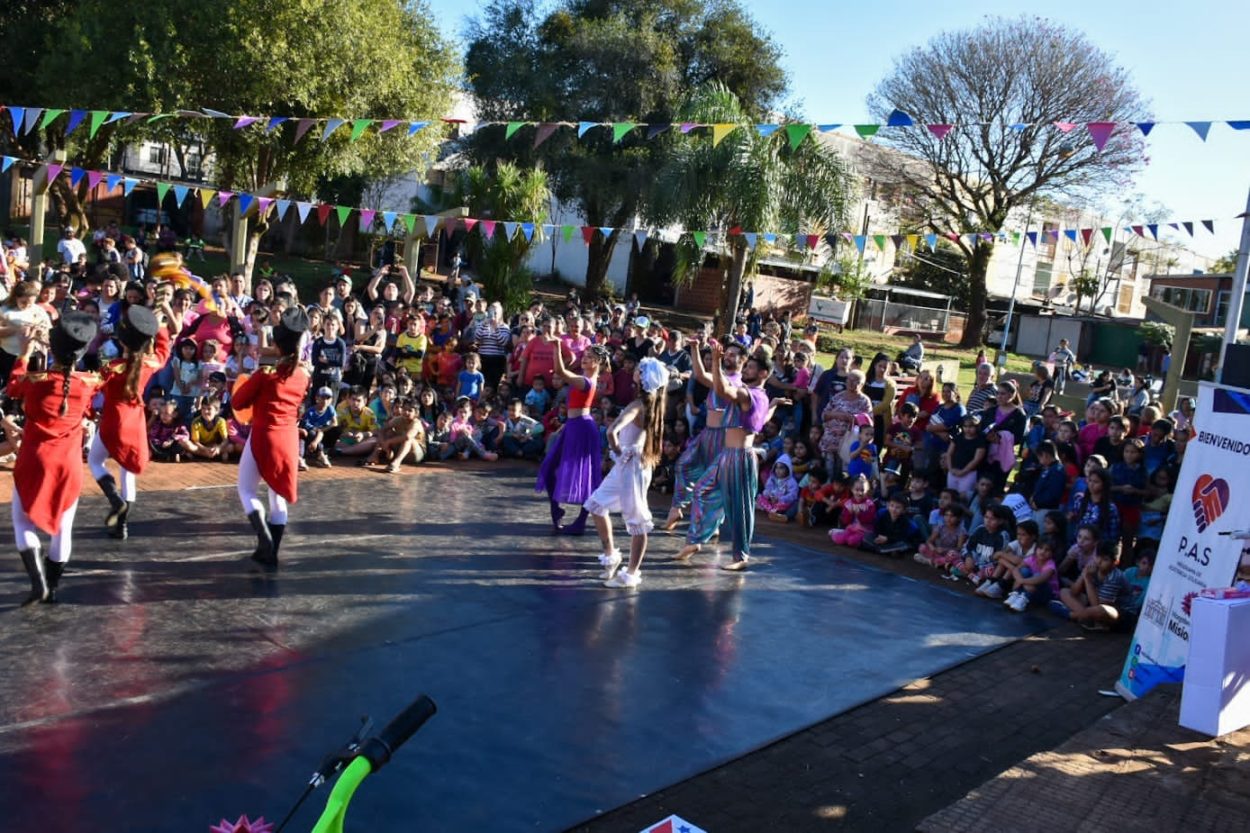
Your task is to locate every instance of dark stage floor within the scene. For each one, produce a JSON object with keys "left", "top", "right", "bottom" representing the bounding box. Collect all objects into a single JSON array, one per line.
[{"left": 0, "top": 467, "right": 1046, "bottom": 832}]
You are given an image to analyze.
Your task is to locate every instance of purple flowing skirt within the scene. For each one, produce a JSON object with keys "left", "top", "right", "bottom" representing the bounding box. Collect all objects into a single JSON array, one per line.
[{"left": 535, "top": 415, "right": 603, "bottom": 505}]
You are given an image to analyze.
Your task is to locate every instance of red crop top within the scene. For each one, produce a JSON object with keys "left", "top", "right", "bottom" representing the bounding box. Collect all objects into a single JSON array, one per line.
[{"left": 568, "top": 376, "right": 598, "bottom": 409}]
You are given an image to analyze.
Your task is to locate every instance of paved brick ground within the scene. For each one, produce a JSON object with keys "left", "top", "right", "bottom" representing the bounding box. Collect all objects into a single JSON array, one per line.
[{"left": 919, "top": 685, "right": 1250, "bottom": 833}]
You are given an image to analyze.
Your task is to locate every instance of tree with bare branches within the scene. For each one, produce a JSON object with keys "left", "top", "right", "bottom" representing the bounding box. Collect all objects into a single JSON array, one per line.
[{"left": 868, "top": 16, "right": 1149, "bottom": 346}]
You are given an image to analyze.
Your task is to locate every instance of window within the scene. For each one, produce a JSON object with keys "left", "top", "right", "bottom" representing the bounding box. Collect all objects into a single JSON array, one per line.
[
  {"left": 147, "top": 145, "right": 167, "bottom": 165},
  {"left": 1032, "top": 261, "right": 1053, "bottom": 296},
  {"left": 1151, "top": 285, "right": 1213, "bottom": 316},
  {"left": 185, "top": 153, "right": 202, "bottom": 176},
  {"left": 1215, "top": 290, "right": 1232, "bottom": 326},
  {"left": 1041, "top": 222, "right": 1058, "bottom": 260},
  {"left": 1118, "top": 285, "right": 1135, "bottom": 314}
]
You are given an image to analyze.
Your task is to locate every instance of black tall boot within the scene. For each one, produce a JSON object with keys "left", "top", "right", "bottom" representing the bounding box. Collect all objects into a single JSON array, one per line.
[
  {"left": 270, "top": 524, "right": 286, "bottom": 561},
  {"left": 44, "top": 560, "right": 65, "bottom": 604},
  {"left": 559, "top": 508, "right": 590, "bottom": 536},
  {"left": 97, "top": 475, "right": 128, "bottom": 530},
  {"left": 247, "top": 510, "right": 277, "bottom": 570},
  {"left": 19, "top": 549, "right": 48, "bottom": 606}
]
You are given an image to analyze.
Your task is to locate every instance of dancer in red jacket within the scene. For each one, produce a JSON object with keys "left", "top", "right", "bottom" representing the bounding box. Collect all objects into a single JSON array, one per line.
[
  {"left": 232, "top": 307, "right": 309, "bottom": 570},
  {"left": 9, "top": 313, "right": 101, "bottom": 604},
  {"left": 88, "top": 303, "right": 179, "bottom": 539}
]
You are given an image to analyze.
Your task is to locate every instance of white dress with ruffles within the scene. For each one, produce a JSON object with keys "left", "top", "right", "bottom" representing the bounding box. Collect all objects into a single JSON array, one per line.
[{"left": 584, "top": 420, "right": 653, "bottom": 535}]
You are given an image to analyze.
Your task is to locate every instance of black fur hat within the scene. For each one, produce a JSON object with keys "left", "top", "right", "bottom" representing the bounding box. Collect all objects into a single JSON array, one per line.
[
  {"left": 49, "top": 312, "right": 98, "bottom": 367},
  {"left": 273, "top": 306, "right": 309, "bottom": 356},
  {"left": 117, "top": 305, "right": 159, "bottom": 352}
]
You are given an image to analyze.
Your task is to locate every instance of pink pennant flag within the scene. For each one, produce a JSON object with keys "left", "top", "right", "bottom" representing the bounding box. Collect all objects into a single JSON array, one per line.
[
  {"left": 256, "top": 197, "right": 275, "bottom": 217},
  {"left": 1085, "top": 122, "right": 1117, "bottom": 152},
  {"left": 359, "top": 209, "right": 377, "bottom": 230},
  {"left": 46, "top": 163, "right": 64, "bottom": 181},
  {"left": 86, "top": 170, "right": 104, "bottom": 191},
  {"left": 926, "top": 124, "right": 953, "bottom": 140},
  {"left": 217, "top": 191, "right": 234, "bottom": 207},
  {"left": 1131, "top": 225, "right": 1145, "bottom": 237},
  {"left": 233, "top": 116, "right": 260, "bottom": 129},
  {"left": 378, "top": 119, "right": 403, "bottom": 133},
  {"left": 1053, "top": 121, "right": 1078, "bottom": 133},
  {"left": 480, "top": 220, "right": 497, "bottom": 238},
  {"left": 679, "top": 122, "right": 698, "bottom": 134},
  {"left": 463, "top": 218, "right": 478, "bottom": 233},
  {"left": 945, "top": 232, "right": 961, "bottom": 242}
]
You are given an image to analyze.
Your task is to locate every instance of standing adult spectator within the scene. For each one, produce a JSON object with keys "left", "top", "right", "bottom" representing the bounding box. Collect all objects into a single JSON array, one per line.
[
  {"left": 121, "top": 235, "right": 146, "bottom": 281},
  {"left": 965, "top": 361, "right": 997, "bottom": 413},
  {"left": 1024, "top": 362, "right": 1054, "bottom": 417},
  {"left": 978, "top": 380, "right": 1028, "bottom": 489},
  {"left": 809, "top": 346, "right": 853, "bottom": 431},
  {"left": 57, "top": 228, "right": 86, "bottom": 268},
  {"left": 818, "top": 368, "right": 872, "bottom": 475},
  {"left": 0, "top": 281, "right": 52, "bottom": 386},
  {"left": 471, "top": 302, "right": 511, "bottom": 388},
  {"left": 863, "top": 352, "right": 896, "bottom": 448},
  {"left": 1049, "top": 338, "right": 1076, "bottom": 394}
]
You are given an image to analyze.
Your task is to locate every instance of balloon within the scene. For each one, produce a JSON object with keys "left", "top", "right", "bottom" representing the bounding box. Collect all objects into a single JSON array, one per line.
[{"left": 230, "top": 373, "right": 253, "bottom": 425}]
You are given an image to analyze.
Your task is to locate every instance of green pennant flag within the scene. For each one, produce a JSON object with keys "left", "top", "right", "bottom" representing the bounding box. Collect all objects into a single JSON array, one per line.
[
  {"left": 349, "top": 119, "right": 373, "bottom": 142},
  {"left": 335, "top": 205, "right": 352, "bottom": 226},
  {"left": 854, "top": 124, "right": 880, "bottom": 139},
  {"left": 401, "top": 214, "right": 416, "bottom": 234},
  {"left": 1101, "top": 227, "right": 1112, "bottom": 243},
  {"left": 156, "top": 182, "right": 170, "bottom": 205},
  {"left": 147, "top": 113, "right": 174, "bottom": 123},
  {"left": 785, "top": 124, "right": 812, "bottom": 150},
  {"left": 40, "top": 108, "right": 66, "bottom": 129},
  {"left": 1011, "top": 232, "right": 1021, "bottom": 245},
  {"left": 612, "top": 122, "right": 638, "bottom": 143},
  {"left": 692, "top": 230, "right": 707, "bottom": 248},
  {"left": 88, "top": 110, "right": 109, "bottom": 138},
  {"left": 562, "top": 225, "right": 576, "bottom": 242},
  {"left": 505, "top": 121, "right": 525, "bottom": 140},
  {"left": 873, "top": 234, "right": 887, "bottom": 251}
]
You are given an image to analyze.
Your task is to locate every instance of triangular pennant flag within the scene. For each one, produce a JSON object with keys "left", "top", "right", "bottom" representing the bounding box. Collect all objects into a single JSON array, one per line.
[
  {"left": 612, "top": 122, "right": 638, "bottom": 143},
  {"left": 1227, "top": 121, "right": 1250, "bottom": 131},
  {"left": 1053, "top": 121, "right": 1078, "bottom": 133},
  {"left": 1010, "top": 231, "right": 1020, "bottom": 245},
  {"left": 234, "top": 116, "right": 260, "bottom": 129},
  {"left": 890, "top": 234, "right": 905, "bottom": 248},
  {"left": 947, "top": 232, "right": 963, "bottom": 244},
  {"left": 122, "top": 178, "right": 138, "bottom": 197},
  {"left": 1146, "top": 223, "right": 1159, "bottom": 240},
  {"left": 65, "top": 110, "right": 87, "bottom": 135},
  {"left": 322, "top": 118, "right": 346, "bottom": 141},
  {"left": 1086, "top": 122, "right": 1117, "bottom": 152},
  {"left": 711, "top": 123, "right": 736, "bottom": 146},
  {"left": 379, "top": 119, "right": 403, "bottom": 133},
  {"left": 599, "top": 226, "right": 614, "bottom": 239},
  {"left": 785, "top": 123, "right": 812, "bottom": 150},
  {"left": 1101, "top": 227, "right": 1113, "bottom": 243},
  {"left": 502, "top": 222, "right": 518, "bottom": 240},
  {"left": 407, "top": 121, "right": 429, "bottom": 135},
  {"left": 756, "top": 124, "right": 781, "bottom": 137},
  {"left": 316, "top": 203, "right": 333, "bottom": 226},
  {"left": 925, "top": 233, "right": 938, "bottom": 250},
  {"left": 39, "top": 108, "right": 66, "bottom": 129},
  {"left": 7, "top": 106, "right": 25, "bottom": 134},
  {"left": 763, "top": 232, "right": 777, "bottom": 244},
  {"left": 275, "top": 199, "right": 292, "bottom": 220},
  {"left": 172, "top": 185, "right": 190, "bottom": 207},
  {"left": 22, "top": 108, "right": 42, "bottom": 134},
  {"left": 562, "top": 225, "right": 575, "bottom": 243},
  {"left": 645, "top": 123, "right": 671, "bottom": 140},
  {"left": 69, "top": 167, "right": 86, "bottom": 188},
  {"left": 104, "top": 111, "right": 131, "bottom": 124},
  {"left": 1202, "top": 220, "right": 1214, "bottom": 234},
  {"left": 0, "top": 156, "right": 15, "bottom": 174},
  {"left": 816, "top": 124, "right": 841, "bottom": 133},
  {"left": 1063, "top": 229, "right": 1077, "bottom": 242},
  {"left": 806, "top": 234, "right": 820, "bottom": 249},
  {"left": 146, "top": 113, "right": 175, "bottom": 123},
  {"left": 463, "top": 218, "right": 478, "bottom": 234},
  {"left": 692, "top": 231, "right": 707, "bottom": 248},
  {"left": 217, "top": 191, "right": 234, "bottom": 207},
  {"left": 580, "top": 226, "right": 595, "bottom": 245},
  {"left": 1168, "top": 222, "right": 1180, "bottom": 231},
  {"left": 334, "top": 205, "right": 352, "bottom": 226},
  {"left": 88, "top": 110, "right": 109, "bottom": 138},
  {"left": 106, "top": 173, "right": 124, "bottom": 191},
  {"left": 237, "top": 193, "right": 255, "bottom": 216},
  {"left": 1026, "top": 231, "right": 1038, "bottom": 247},
  {"left": 1131, "top": 225, "right": 1145, "bottom": 237},
  {"left": 1136, "top": 122, "right": 1155, "bottom": 136},
  {"left": 293, "top": 118, "right": 316, "bottom": 143},
  {"left": 533, "top": 123, "right": 558, "bottom": 148},
  {"left": 266, "top": 116, "right": 289, "bottom": 133},
  {"left": 886, "top": 109, "right": 914, "bottom": 127},
  {"left": 1080, "top": 228, "right": 1093, "bottom": 246},
  {"left": 520, "top": 223, "right": 535, "bottom": 242},
  {"left": 382, "top": 211, "right": 397, "bottom": 230},
  {"left": 256, "top": 197, "right": 275, "bottom": 218},
  {"left": 198, "top": 188, "right": 216, "bottom": 209},
  {"left": 480, "top": 219, "right": 497, "bottom": 238},
  {"left": 634, "top": 229, "right": 648, "bottom": 249},
  {"left": 291, "top": 202, "right": 310, "bottom": 224},
  {"left": 349, "top": 119, "right": 373, "bottom": 142},
  {"left": 743, "top": 232, "right": 758, "bottom": 250},
  {"left": 45, "top": 163, "right": 64, "bottom": 182},
  {"left": 577, "top": 121, "right": 597, "bottom": 138},
  {"left": 854, "top": 124, "right": 880, "bottom": 138},
  {"left": 1182, "top": 221, "right": 1194, "bottom": 236},
  {"left": 202, "top": 108, "right": 231, "bottom": 119},
  {"left": 400, "top": 214, "right": 416, "bottom": 234},
  {"left": 423, "top": 215, "right": 439, "bottom": 237},
  {"left": 871, "top": 234, "right": 886, "bottom": 250},
  {"left": 359, "top": 209, "right": 377, "bottom": 231},
  {"left": 853, "top": 235, "right": 867, "bottom": 253},
  {"left": 1186, "top": 121, "right": 1212, "bottom": 141},
  {"left": 926, "top": 124, "right": 954, "bottom": 140},
  {"left": 156, "top": 182, "right": 170, "bottom": 205}
]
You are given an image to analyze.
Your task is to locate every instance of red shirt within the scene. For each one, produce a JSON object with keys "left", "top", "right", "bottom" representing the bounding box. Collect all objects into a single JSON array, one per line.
[
  {"left": 522, "top": 338, "right": 557, "bottom": 386},
  {"left": 8, "top": 359, "right": 101, "bottom": 534},
  {"left": 232, "top": 364, "right": 310, "bottom": 504},
  {"left": 98, "top": 328, "right": 171, "bottom": 474}
]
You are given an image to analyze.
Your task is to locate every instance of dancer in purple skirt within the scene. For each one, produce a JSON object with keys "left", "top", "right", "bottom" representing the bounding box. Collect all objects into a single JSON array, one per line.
[{"left": 535, "top": 337, "right": 608, "bottom": 534}]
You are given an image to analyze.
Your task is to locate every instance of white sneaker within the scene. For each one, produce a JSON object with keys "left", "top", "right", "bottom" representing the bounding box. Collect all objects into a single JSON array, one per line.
[
  {"left": 980, "top": 582, "right": 1005, "bottom": 600},
  {"left": 1003, "top": 590, "right": 1022, "bottom": 607},
  {"left": 598, "top": 549, "right": 622, "bottom": 580},
  {"left": 604, "top": 570, "right": 641, "bottom": 588},
  {"left": 1007, "top": 592, "right": 1029, "bottom": 613}
]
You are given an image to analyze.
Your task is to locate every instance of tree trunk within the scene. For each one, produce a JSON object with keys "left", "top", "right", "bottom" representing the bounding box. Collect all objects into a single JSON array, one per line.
[
  {"left": 959, "top": 243, "right": 993, "bottom": 348},
  {"left": 244, "top": 227, "right": 264, "bottom": 286},
  {"left": 49, "top": 179, "right": 89, "bottom": 234},
  {"left": 718, "top": 243, "right": 749, "bottom": 337},
  {"left": 584, "top": 233, "right": 617, "bottom": 299}
]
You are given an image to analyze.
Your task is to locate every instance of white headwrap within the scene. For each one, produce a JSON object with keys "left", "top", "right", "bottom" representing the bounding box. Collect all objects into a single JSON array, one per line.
[{"left": 638, "top": 356, "right": 669, "bottom": 394}]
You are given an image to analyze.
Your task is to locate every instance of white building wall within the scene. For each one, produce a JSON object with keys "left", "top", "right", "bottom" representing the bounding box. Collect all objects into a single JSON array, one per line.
[{"left": 523, "top": 200, "right": 632, "bottom": 294}]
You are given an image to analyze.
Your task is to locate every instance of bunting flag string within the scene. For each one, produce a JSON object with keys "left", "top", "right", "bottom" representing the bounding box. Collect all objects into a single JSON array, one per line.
[{"left": 0, "top": 154, "right": 1235, "bottom": 256}]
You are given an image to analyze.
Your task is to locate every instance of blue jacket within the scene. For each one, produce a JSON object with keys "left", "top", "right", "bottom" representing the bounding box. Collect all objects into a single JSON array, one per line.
[{"left": 1032, "top": 461, "right": 1067, "bottom": 510}]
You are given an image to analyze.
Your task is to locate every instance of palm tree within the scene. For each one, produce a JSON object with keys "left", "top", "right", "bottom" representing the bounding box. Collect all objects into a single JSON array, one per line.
[{"left": 647, "top": 83, "right": 854, "bottom": 330}]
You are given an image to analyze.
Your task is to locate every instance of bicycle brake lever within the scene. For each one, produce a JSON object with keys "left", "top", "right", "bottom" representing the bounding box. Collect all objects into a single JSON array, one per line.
[{"left": 309, "top": 715, "right": 374, "bottom": 787}]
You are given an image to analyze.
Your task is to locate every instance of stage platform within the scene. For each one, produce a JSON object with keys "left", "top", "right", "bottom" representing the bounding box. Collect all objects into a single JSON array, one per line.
[{"left": 0, "top": 465, "right": 1046, "bottom": 831}]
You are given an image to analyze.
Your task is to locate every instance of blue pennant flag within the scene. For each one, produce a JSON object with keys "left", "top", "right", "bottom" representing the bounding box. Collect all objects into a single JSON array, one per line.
[
  {"left": 755, "top": 124, "right": 781, "bottom": 137},
  {"left": 577, "top": 122, "right": 597, "bottom": 138},
  {"left": 763, "top": 232, "right": 777, "bottom": 244},
  {"left": 541, "top": 224, "right": 555, "bottom": 235},
  {"left": 1147, "top": 223, "right": 1159, "bottom": 239},
  {"left": 634, "top": 229, "right": 648, "bottom": 249},
  {"left": 408, "top": 121, "right": 429, "bottom": 135},
  {"left": 743, "top": 232, "right": 758, "bottom": 249},
  {"left": 503, "top": 222, "right": 518, "bottom": 240},
  {"left": 1, "top": 156, "right": 15, "bottom": 173},
  {"left": 69, "top": 167, "right": 86, "bottom": 188},
  {"left": 423, "top": 215, "right": 439, "bottom": 237},
  {"left": 1228, "top": 121, "right": 1250, "bottom": 131},
  {"left": 382, "top": 211, "right": 397, "bottom": 230},
  {"left": 267, "top": 116, "right": 289, "bottom": 133},
  {"left": 815, "top": 124, "right": 841, "bottom": 133},
  {"left": 1186, "top": 121, "right": 1212, "bottom": 141},
  {"left": 22, "top": 108, "right": 42, "bottom": 134},
  {"left": 173, "top": 185, "right": 189, "bottom": 206},
  {"left": 1009, "top": 123, "right": 1029, "bottom": 132},
  {"left": 1026, "top": 231, "right": 1038, "bottom": 247},
  {"left": 65, "top": 110, "right": 87, "bottom": 135},
  {"left": 321, "top": 118, "right": 346, "bottom": 141},
  {"left": 1063, "top": 229, "right": 1077, "bottom": 242},
  {"left": 1202, "top": 220, "right": 1214, "bottom": 234},
  {"left": 1136, "top": 122, "right": 1155, "bottom": 136},
  {"left": 7, "top": 106, "right": 25, "bottom": 134},
  {"left": 275, "top": 199, "right": 291, "bottom": 220},
  {"left": 520, "top": 223, "right": 535, "bottom": 241},
  {"left": 886, "top": 109, "right": 914, "bottom": 127},
  {"left": 296, "top": 202, "right": 313, "bottom": 223},
  {"left": 106, "top": 173, "right": 123, "bottom": 191},
  {"left": 237, "top": 193, "right": 255, "bottom": 215},
  {"left": 924, "top": 233, "right": 938, "bottom": 250},
  {"left": 105, "top": 111, "right": 132, "bottom": 124},
  {"left": 122, "top": 178, "right": 138, "bottom": 197},
  {"left": 853, "top": 235, "right": 866, "bottom": 254},
  {"left": 598, "top": 226, "right": 614, "bottom": 239}
]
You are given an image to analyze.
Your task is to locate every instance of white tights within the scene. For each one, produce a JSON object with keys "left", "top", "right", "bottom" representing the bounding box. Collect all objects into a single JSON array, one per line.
[
  {"left": 237, "top": 438, "right": 289, "bottom": 525},
  {"left": 87, "top": 433, "right": 137, "bottom": 501},
  {"left": 12, "top": 489, "right": 78, "bottom": 563}
]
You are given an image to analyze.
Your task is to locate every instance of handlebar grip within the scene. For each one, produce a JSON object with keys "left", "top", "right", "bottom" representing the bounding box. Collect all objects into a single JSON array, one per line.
[{"left": 359, "top": 694, "right": 436, "bottom": 772}]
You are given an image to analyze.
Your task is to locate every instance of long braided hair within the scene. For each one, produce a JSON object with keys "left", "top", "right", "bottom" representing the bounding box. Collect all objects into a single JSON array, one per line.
[{"left": 59, "top": 363, "right": 74, "bottom": 416}]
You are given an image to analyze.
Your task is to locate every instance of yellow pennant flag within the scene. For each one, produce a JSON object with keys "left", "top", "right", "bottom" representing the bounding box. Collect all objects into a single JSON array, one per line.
[
  {"left": 906, "top": 234, "right": 919, "bottom": 250},
  {"left": 199, "top": 188, "right": 216, "bottom": 209},
  {"left": 711, "top": 123, "right": 737, "bottom": 147}
]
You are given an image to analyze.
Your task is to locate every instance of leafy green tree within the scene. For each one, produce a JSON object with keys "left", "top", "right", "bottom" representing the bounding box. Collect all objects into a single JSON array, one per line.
[
  {"left": 463, "top": 0, "right": 786, "bottom": 298},
  {"left": 892, "top": 242, "right": 970, "bottom": 308},
  {"left": 648, "top": 83, "right": 853, "bottom": 329},
  {"left": 1211, "top": 249, "right": 1239, "bottom": 274},
  {"left": 868, "top": 17, "right": 1149, "bottom": 347}
]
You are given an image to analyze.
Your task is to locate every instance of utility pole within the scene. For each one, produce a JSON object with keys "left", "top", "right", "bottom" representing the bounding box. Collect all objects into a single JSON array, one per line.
[
  {"left": 1218, "top": 186, "right": 1250, "bottom": 382},
  {"left": 998, "top": 202, "right": 1035, "bottom": 367}
]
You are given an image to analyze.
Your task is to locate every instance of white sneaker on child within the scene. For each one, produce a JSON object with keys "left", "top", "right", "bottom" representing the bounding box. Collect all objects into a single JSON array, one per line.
[
  {"left": 604, "top": 570, "right": 641, "bottom": 588},
  {"left": 598, "top": 549, "right": 622, "bottom": 580},
  {"left": 979, "top": 582, "right": 1005, "bottom": 599},
  {"left": 1007, "top": 592, "right": 1029, "bottom": 612}
]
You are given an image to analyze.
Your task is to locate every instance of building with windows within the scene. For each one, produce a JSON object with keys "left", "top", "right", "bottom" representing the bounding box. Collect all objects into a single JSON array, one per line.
[{"left": 1146, "top": 272, "right": 1250, "bottom": 329}]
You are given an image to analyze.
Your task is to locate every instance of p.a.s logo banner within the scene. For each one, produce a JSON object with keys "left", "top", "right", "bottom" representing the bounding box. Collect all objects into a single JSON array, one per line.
[{"left": 1192, "top": 474, "right": 1230, "bottom": 532}]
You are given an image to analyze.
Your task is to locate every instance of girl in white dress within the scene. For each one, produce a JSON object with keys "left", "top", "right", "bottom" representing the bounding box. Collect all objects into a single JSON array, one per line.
[{"left": 586, "top": 356, "right": 668, "bottom": 588}]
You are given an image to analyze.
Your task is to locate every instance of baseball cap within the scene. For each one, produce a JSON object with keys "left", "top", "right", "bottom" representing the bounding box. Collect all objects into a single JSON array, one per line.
[{"left": 316, "top": 386, "right": 334, "bottom": 398}]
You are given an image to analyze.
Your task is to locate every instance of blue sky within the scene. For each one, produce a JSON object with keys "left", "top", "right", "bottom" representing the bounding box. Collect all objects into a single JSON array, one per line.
[{"left": 423, "top": 0, "right": 1250, "bottom": 259}]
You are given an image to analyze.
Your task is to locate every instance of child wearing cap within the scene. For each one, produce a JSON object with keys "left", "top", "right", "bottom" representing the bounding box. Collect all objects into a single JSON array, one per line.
[{"left": 300, "top": 386, "right": 338, "bottom": 468}]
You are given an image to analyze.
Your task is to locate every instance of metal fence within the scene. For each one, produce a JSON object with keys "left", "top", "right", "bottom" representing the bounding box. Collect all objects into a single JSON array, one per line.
[{"left": 856, "top": 299, "right": 966, "bottom": 342}]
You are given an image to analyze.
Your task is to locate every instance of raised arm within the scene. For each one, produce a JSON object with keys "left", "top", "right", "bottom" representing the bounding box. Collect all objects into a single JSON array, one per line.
[
  {"left": 397, "top": 264, "right": 415, "bottom": 304},
  {"left": 549, "top": 335, "right": 585, "bottom": 388},
  {"left": 710, "top": 342, "right": 751, "bottom": 410}
]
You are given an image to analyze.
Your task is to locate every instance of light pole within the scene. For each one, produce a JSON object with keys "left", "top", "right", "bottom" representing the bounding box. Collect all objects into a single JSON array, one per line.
[
  {"left": 1218, "top": 186, "right": 1250, "bottom": 380},
  {"left": 998, "top": 201, "right": 1035, "bottom": 367}
]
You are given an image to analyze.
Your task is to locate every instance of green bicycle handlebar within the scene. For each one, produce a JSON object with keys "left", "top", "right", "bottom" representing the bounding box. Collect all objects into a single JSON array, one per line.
[{"left": 310, "top": 757, "right": 372, "bottom": 833}]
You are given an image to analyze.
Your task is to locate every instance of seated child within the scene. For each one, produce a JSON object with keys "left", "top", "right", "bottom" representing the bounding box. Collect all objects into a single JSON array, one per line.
[
  {"left": 948, "top": 504, "right": 1012, "bottom": 584},
  {"left": 944, "top": 414, "right": 987, "bottom": 500},
  {"left": 983, "top": 536, "right": 1060, "bottom": 612},
  {"left": 182, "top": 396, "right": 230, "bottom": 462},
  {"left": 883, "top": 402, "right": 921, "bottom": 475},
  {"left": 301, "top": 386, "right": 338, "bottom": 468},
  {"left": 757, "top": 459, "right": 799, "bottom": 522},
  {"left": 499, "top": 399, "right": 545, "bottom": 460},
  {"left": 861, "top": 492, "right": 921, "bottom": 557},
  {"left": 1121, "top": 548, "right": 1153, "bottom": 619},
  {"left": 367, "top": 396, "right": 427, "bottom": 472},
  {"left": 1029, "top": 440, "right": 1066, "bottom": 526},
  {"left": 149, "top": 399, "right": 190, "bottom": 462},
  {"left": 442, "top": 397, "right": 498, "bottom": 461},
  {"left": 1138, "top": 467, "right": 1172, "bottom": 543},
  {"left": 845, "top": 422, "right": 878, "bottom": 481},
  {"left": 335, "top": 386, "right": 379, "bottom": 459},
  {"left": 524, "top": 375, "right": 552, "bottom": 416},
  {"left": 916, "top": 505, "right": 968, "bottom": 569},
  {"left": 1055, "top": 541, "right": 1130, "bottom": 631},
  {"left": 903, "top": 470, "right": 935, "bottom": 539},
  {"left": 975, "top": 519, "right": 1038, "bottom": 599},
  {"left": 829, "top": 474, "right": 876, "bottom": 547},
  {"left": 226, "top": 414, "right": 250, "bottom": 463},
  {"left": 1058, "top": 524, "right": 1101, "bottom": 584}
]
